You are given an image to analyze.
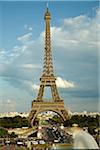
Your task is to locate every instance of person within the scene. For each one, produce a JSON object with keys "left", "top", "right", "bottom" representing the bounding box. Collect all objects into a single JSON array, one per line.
[{"left": 69, "top": 124, "right": 99, "bottom": 149}]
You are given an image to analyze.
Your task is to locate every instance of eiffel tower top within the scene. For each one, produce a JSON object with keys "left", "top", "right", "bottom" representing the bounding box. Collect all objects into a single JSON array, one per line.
[
  {"left": 44, "top": 4, "right": 51, "bottom": 20},
  {"left": 42, "top": 5, "right": 54, "bottom": 78}
]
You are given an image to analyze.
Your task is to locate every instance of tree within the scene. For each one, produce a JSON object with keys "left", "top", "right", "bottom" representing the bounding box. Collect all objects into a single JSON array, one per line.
[
  {"left": 0, "top": 116, "right": 28, "bottom": 128},
  {"left": 64, "top": 114, "right": 99, "bottom": 136},
  {"left": 0, "top": 128, "right": 8, "bottom": 138}
]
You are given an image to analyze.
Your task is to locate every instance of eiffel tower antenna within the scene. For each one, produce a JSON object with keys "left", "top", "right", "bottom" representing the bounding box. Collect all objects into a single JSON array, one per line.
[{"left": 46, "top": 2, "right": 49, "bottom": 9}]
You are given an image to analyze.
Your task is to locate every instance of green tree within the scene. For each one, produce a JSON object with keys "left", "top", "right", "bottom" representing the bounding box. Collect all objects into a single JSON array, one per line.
[
  {"left": 0, "top": 128, "right": 9, "bottom": 138},
  {"left": 64, "top": 114, "right": 99, "bottom": 136},
  {"left": 0, "top": 116, "right": 28, "bottom": 128}
]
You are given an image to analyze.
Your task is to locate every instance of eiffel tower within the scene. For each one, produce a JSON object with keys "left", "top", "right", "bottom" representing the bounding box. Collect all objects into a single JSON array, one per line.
[{"left": 29, "top": 6, "right": 70, "bottom": 126}]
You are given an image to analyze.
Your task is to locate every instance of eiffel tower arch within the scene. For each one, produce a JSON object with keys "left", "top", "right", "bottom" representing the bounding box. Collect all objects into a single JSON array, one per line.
[{"left": 29, "top": 7, "right": 71, "bottom": 126}]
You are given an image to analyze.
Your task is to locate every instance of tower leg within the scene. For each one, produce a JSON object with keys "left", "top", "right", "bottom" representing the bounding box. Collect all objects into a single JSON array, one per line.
[
  {"left": 51, "top": 84, "right": 61, "bottom": 101},
  {"left": 36, "top": 85, "right": 44, "bottom": 101}
]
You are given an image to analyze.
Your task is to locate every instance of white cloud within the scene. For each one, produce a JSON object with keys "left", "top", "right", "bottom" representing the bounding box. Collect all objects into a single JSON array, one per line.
[
  {"left": 22, "top": 64, "right": 42, "bottom": 69},
  {"left": 63, "top": 15, "right": 90, "bottom": 28},
  {"left": 0, "top": 45, "right": 28, "bottom": 64},
  {"left": 31, "top": 84, "right": 39, "bottom": 90},
  {"left": 29, "top": 27, "right": 33, "bottom": 31},
  {"left": 17, "top": 32, "right": 32, "bottom": 43},
  {"left": 24, "top": 24, "right": 33, "bottom": 31},
  {"left": 26, "top": 76, "right": 75, "bottom": 91},
  {"left": 28, "top": 76, "right": 75, "bottom": 91},
  {"left": 0, "top": 49, "right": 6, "bottom": 59},
  {"left": 50, "top": 11, "right": 99, "bottom": 50},
  {"left": 56, "top": 77, "right": 75, "bottom": 88},
  {"left": 20, "top": 80, "right": 39, "bottom": 91},
  {"left": 0, "top": 48, "right": 5, "bottom": 53},
  {"left": 25, "top": 81, "right": 39, "bottom": 91},
  {"left": 24, "top": 24, "right": 28, "bottom": 29}
]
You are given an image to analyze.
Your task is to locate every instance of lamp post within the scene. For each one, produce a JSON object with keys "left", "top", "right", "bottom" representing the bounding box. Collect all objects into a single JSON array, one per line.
[{"left": 37, "top": 117, "right": 42, "bottom": 139}]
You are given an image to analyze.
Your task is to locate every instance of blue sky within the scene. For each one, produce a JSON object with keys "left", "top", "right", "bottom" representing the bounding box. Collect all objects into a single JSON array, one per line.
[{"left": 0, "top": 1, "right": 99, "bottom": 113}]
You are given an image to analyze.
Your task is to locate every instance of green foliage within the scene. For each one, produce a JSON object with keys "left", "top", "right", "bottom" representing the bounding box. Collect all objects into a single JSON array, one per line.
[
  {"left": 48, "top": 115, "right": 62, "bottom": 124},
  {"left": 65, "top": 115, "right": 99, "bottom": 128},
  {"left": 64, "top": 114, "right": 99, "bottom": 135},
  {"left": 0, "top": 116, "right": 28, "bottom": 128},
  {"left": 0, "top": 128, "right": 8, "bottom": 138}
]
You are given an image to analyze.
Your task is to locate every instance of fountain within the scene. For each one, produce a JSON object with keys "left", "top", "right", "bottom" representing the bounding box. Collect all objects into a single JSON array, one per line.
[{"left": 71, "top": 126, "right": 99, "bottom": 149}]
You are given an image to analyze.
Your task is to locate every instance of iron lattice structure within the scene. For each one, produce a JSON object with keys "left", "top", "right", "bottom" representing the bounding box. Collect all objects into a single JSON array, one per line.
[{"left": 29, "top": 7, "right": 70, "bottom": 126}]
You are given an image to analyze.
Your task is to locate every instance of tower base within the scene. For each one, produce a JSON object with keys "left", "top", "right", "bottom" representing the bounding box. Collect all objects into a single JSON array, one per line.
[{"left": 29, "top": 100, "right": 70, "bottom": 126}]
